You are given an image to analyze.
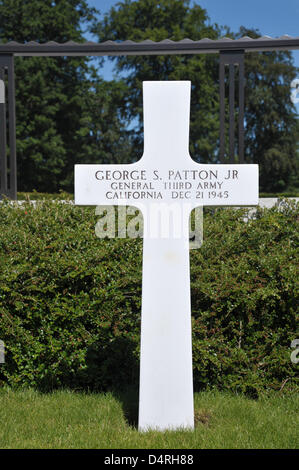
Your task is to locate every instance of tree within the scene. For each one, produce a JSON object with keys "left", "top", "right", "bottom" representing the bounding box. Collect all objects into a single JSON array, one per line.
[
  {"left": 0, "top": 0, "right": 132, "bottom": 192},
  {"left": 63, "top": 75, "right": 133, "bottom": 189},
  {"left": 93, "top": 0, "right": 299, "bottom": 192},
  {"left": 238, "top": 28, "right": 299, "bottom": 192},
  {"left": 93, "top": 0, "right": 221, "bottom": 165}
]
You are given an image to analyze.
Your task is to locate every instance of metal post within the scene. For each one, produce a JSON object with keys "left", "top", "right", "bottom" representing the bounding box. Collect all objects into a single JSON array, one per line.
[
  {"left": 219, "top": 50, "right": 245, "bottom": 163},
  {"left": 238, "top": 57, "right": 245, "bottom": 163},
  {"left": 219, "top": 57, "right": 225, "bottom": 162},
  {"left": 7, "top": 55, "right": 17, "bottom": 199},
  {"left": 0, "top": 54, "right": 17, "bottom": 200},
  {"left": 229, "top": 63, "right": 235, "bottom": 162},
  {"left": 0, "top": 67, "right": 7, "bottom": 195}
]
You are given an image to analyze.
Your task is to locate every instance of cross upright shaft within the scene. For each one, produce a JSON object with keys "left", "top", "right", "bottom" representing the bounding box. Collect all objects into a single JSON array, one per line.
[
  {"left": 142, "top": 81, "right": 191, "bottom": 163},
  {"left": 138, "top": 82, "right": 194, "bottom": 431}
]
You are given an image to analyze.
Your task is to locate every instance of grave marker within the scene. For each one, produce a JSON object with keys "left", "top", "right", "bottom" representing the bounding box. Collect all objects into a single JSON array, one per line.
[{"left": 75, "top": 81, "right": 258, "bottom": 431}]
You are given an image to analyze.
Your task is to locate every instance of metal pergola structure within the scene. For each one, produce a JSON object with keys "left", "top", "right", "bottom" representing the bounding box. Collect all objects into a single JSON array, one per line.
[{"left": 0, "top": 35, "right": 299, "bottom": 199}]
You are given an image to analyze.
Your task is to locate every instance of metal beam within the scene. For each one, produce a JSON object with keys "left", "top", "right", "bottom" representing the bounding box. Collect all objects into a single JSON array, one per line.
[{"left": 0, "top": 36, "right": 298, "bottom": 57}]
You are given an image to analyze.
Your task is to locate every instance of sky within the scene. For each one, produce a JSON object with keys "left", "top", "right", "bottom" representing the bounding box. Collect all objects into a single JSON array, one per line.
[{"left": 85, "top": 0, "right": 299, "bottom": 81}]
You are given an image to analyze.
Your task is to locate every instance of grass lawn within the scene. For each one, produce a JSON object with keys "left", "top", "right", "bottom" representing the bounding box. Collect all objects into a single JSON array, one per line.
[{"left": 0, "top": 389, "right": 297, "bottom": 449}]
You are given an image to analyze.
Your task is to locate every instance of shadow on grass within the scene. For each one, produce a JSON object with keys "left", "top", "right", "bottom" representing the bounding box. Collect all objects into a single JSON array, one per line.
[
  {"left": 114, "top": 388, "right": 214, "bottom": 430},
  {"left": 113, "top": 385, "right": 139, "bottom": 429},
  {"left": 78, "top": 337, "right": 140, "bottom": 428}
]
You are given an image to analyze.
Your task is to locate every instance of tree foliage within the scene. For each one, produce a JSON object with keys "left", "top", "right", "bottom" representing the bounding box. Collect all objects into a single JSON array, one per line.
[
  {"left": 238, "top": 28, "right": 299, "bottom": 192},
  {"left": 93, "top": 0, "right": 221, "bottom": 165},
  {"left": 94, "top": 0, "right": 299, "bottom": 192},
  {"left": 0, "top": 0, "right": 131, "bottom": 192}
]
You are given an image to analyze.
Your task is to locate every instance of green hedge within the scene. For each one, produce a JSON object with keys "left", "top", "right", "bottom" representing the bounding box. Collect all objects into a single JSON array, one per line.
[
  {"left": 0, "top": 199, "right": 298, "bottom": 396},
  {"left": 17, "top": 191, "right": 73, "bottom": 200},
  {"left": 259, "top": 192, "right": 299, "bottom": 198}
]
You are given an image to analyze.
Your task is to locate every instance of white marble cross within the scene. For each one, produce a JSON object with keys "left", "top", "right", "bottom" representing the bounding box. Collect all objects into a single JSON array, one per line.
[{"left": 75, "top": 81, "right": 258, "bottom": 431}]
